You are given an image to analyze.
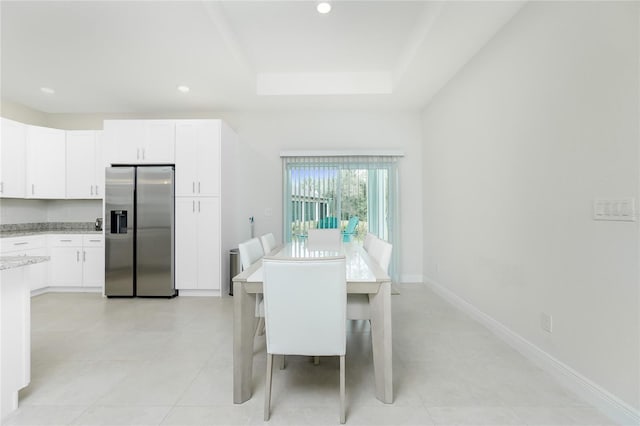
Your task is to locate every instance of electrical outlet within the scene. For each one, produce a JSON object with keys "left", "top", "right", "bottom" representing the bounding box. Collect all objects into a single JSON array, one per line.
[{"left": 541, "top": 313, "right": 553, "bottom": 333}]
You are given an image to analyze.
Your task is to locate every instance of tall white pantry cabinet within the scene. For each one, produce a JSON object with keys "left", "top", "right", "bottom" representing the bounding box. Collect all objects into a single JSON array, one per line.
[{"left": 103, "top": 119, "right": 238, "bottom": 296}]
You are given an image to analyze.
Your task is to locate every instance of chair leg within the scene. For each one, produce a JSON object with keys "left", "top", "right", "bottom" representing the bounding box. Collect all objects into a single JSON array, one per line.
[
  {"left": 340, "top": 355, "right": 346, "bottom": 424},
  {"left": 264, "top": 353, "right": 274, "bottom": 421},
  {"left": 314, "top": 356, "right": 320, "bottom": 365}
]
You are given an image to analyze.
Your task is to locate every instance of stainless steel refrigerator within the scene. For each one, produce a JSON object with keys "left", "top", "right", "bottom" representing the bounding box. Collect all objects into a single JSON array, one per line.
[{"left": 105, "top": 166, "right": 176, "bottom": 297}]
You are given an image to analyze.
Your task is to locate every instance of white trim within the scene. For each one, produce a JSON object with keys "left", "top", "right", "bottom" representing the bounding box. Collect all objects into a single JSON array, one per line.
[
  {"left": 280, "top": 150, "right": 404, "bottom": 158},
  {"left": 425, "top": 276, "right": 640, "bottom": 426},
  {"left": 31, "top": 286, "right": 102, "bottom": 296},
  {"left": 400, "top": 274, "right": 424, "bottom": 284},
  {"left": 177, "top": 289, "right": 221, "bottom": 297}
]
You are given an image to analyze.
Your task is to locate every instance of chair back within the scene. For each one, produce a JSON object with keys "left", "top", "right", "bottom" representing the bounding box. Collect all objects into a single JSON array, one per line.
[
  {"left": 238, "top": 237, "right": 264, "bottom": 270},
  {"left": 369, "top": 238, "right": 392, "bottom": 274},
  {"left": 363, "top": 232, "right": 375, "bottom": 252},
  {"left": 260, "top": 233, "right": 277, "bottom": 254},
  {"left": 318, "top": 216, "right": 338, "bottom": 229},
  {"left": 307, "top": 228, "right": 341, "bottom": 250},
  {"left": 262, "top": 256, "right": 347, "bottom": 356},
  {"left": 342, "top": 216, "right": 359, "bottom": 242}
]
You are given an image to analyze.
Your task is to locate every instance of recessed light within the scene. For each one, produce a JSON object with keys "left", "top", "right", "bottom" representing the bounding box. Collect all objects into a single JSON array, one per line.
[
  {"left": 177, "top": 85, "right": 190, "bottom": 93},
  {"left": 40, "top": 87, "right": 55, "bottom": 95},
  {"left": 317, "top": 2, "right": 331, "bottom": 14}
]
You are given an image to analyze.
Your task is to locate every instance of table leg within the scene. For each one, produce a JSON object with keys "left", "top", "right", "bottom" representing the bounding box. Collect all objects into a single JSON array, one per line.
[
  {"left": 369, "top": 281, "right": 393, "bottom": 403},
  {"left": 233, "top": 281, "right": 256, "bottom": 404}
]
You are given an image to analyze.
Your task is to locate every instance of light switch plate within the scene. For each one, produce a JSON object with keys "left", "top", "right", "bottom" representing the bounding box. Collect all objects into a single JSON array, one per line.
[{"left": 593, "top": 198, "right": 636, "bottom": 222}]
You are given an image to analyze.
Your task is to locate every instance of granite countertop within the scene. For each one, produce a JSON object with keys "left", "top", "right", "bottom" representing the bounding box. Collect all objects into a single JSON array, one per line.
[
  {"left": 0, "top": 222, "right": 103, "bottom": 238},
  {"left": 0, "top": 255, "right": 51, "bottom": 270}
]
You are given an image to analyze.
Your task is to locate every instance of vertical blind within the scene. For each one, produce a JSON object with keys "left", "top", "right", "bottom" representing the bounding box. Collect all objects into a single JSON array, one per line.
[{"left": 282, "top": 154, "right": 401, "bottom": 283}]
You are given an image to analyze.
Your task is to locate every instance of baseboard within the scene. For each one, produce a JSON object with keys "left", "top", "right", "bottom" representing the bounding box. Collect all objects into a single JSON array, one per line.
[
  {"left": 425, "top": 277, "right": 640, "bottom": 426},
  {"left": 177, "top": 289, "right": 221, "bottom": 297},
  {"left": 31, "top": 286, "right": 101, "bottom": 296},
  {"left": 400, "top": 274, "right": 424, "bottom": 283}
]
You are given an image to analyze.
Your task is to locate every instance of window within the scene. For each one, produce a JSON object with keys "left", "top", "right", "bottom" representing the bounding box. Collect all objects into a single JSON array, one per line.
[{"left": 282, "top": 153, "right": 401, "bottom": 283}]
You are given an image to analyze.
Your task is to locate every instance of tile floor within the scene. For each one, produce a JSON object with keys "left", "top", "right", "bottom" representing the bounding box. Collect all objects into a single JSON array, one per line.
[{"left": 4, "top": 284, "right": 616, "bottom": 426}]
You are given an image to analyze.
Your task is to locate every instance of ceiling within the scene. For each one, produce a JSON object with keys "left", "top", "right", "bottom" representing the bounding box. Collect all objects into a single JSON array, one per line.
[{"left": 1, "top": 1, "right": 525, "bottom": 114}]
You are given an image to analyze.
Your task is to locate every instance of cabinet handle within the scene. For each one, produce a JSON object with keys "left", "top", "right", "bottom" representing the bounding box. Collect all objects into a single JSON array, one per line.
[
  {"left": 95, "top": 185, "right": 99, "bottom": 196},
  {"left": 83, "top": 251, "right": 86, "bottom": 262},
  {"left": 198, "top": 182, "right": 201, "bottom": 194},
  {"left": 198, "top": 200, "right": 201, "bottom": 213},
  {"left": 13, "top": 242, "right": 28, "bottom": 246},
  {"left": 90, "top": 185, "right": 94, "bottom": 196},
  {"left": 76, "top": 251, "right": 80, "bottom": 262},
  {"left": 192, "top": 182, "right": 195, "bottom": 194},
  {"left": 142, "top": 148, "right": 146, "bottom": 160},
  {"left": 32, "top": 184, "right": 35, "bottom": 195}
]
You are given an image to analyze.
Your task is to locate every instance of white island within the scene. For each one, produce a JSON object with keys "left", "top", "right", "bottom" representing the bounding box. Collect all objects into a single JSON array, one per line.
[{"left": 1, "top": 255, "right": 49, "bottom": 420}]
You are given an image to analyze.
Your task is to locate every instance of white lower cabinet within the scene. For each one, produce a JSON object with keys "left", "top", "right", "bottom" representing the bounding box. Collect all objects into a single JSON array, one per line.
[
  {"left": 48, "top": 235, "right": 104, "bottom": 289},
  {"left": 0, "top": 236, "right": 47, "bottom": 292},
  {"left": 175, "top": 197, "right": 221, "bottom": 291}
]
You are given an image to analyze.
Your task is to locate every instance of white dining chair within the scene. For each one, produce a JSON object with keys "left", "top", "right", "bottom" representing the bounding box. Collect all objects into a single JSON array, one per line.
[
  {"left": 260, "top": 233, "right": 277, "bottom": 254},
  {"left": 363, "top": 232, "right": 375, "bottom": 252},
  {"left": 238, "top": 237, "right": 266, "bottom": 334},
  {"left": 307, "top": 228, "right": 341, "bottom": 250},
  {"left": 262, "top": 256, "right": 347, "bottom": 424},
  {"left": 347, "top": 237, "right": 392, "bottom": 321}
]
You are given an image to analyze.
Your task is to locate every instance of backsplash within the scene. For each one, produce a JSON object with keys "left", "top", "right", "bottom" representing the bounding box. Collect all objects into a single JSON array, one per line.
[{"left": 0, "top": 199, "right": 102, "bottom": 225}]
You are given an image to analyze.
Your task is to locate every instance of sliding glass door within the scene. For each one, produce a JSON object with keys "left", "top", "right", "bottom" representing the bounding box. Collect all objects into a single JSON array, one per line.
[{"left": 282, "top": 155, "right": 400, "bottom": 282}]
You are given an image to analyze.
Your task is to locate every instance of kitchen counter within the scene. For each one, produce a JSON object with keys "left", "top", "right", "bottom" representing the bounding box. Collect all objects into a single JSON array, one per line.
[
  {"left": 0, "top": 222, "right": 102, "bottom": 238},
  {"left": 0, "top": 255, "right": 50, "bottom": 271}
]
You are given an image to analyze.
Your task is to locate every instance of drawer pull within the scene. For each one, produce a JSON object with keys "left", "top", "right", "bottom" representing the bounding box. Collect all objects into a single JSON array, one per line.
[
  {"left": 13, "top": 242, "right": 28, "bottom": 246},
  {"left": 60, "top": 239, "right": 72, "bottom": 242},
  {"left": 88, "top": 239, "right": 101, "bottom": 242}
]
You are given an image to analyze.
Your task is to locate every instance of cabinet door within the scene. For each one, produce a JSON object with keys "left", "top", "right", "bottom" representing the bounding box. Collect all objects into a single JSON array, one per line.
[
  {"left": 49, "top": 247, "right": 83, "bottom": 286},
  {"left": 0, "top": 118, "right": 26, "bottom": 198},
  {"left": 197, "top": 197, "right": 220, "bottom": 290},
  {"left": 66, "top": 131, "right": 96, "bottom": 198},
  {"left": 104, "top": 120, "right": 144, "bottom": 164},
  {"left": 175, "top": 122, "right": 199, "bottom": 196},
  {"left": 175, "top": 198, "right": 199, "bottom": 290},
  {"left": 195, "top": 121, "right": 221, "bottom": 197},
  {"left": 143, "top": 120, "right": 175, "bottom": 163},
  {"left": 82, "top": 246, "right": 104, "bottom": 288},
  {"left": 26, "top": 125, "right": 66, "bottom": 198},
  {"left": 94, "top": 132, "right": 105, "bottom": 198}
]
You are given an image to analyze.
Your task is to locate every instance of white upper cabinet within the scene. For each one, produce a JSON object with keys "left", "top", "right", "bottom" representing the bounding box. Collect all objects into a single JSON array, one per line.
[
  {"left": 104, "top": 120, "right": 175, "bottom": 164},
  {"left": 175, "top": 120, "right": 221, "bottom": 197},
  {"left": 66, "top": 130, "right": 103, "bottom": 199},
  {"left": 26, "top": 125, "right": 66, "bottom": 199},
  {"left": 0, "top": 118, "right": 26, "bottom": 198}
]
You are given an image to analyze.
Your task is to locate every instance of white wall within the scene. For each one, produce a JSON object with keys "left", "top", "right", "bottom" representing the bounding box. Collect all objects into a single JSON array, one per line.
[
  {"left": 9, "top": 109, "right": 424, "bottom": 281},
  {"left": 422, "top": 1, "right": 639, "bottom": 412},
  {"left": 221, "top": 111, "right": 424, "bottom": 282}
]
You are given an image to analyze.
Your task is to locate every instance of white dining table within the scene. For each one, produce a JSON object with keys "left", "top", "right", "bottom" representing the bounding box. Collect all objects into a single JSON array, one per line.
[{"left": 232, "top": 241, "right": 393, "bottom": 404}]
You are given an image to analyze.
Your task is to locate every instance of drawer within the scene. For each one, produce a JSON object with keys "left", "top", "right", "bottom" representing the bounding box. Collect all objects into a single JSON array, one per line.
[
  {"left": 0, "top": 235, "right": 46, "bottom": 253},
  {"left": 48, "top": 235, "right": 83, "bottom": 247},
  {"left": 83, "top": 235, "right": 104, "bottom": 246}
]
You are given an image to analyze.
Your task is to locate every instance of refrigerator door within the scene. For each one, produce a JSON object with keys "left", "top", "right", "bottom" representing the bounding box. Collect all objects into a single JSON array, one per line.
[
  {"left": 136, "top": 166, "right": 175, "bottom": 297},
  {"left": 105, "top": 167, "right": 135, "bottom": 296}
]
